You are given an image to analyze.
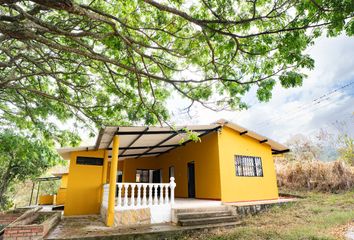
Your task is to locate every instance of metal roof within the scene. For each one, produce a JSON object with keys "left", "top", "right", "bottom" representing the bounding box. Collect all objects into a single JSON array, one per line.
[
  {"left": 57, "top": 119, "right": 289, "bottom": 160},
  {"left": 95, "top": 124, "right": 221, "bottom": 160},
  {"left": 57, "top": 146, "right": 96, "bottom": 160},
  {"left": 35, "top": 176, "right": 61, "bottom": 181}
]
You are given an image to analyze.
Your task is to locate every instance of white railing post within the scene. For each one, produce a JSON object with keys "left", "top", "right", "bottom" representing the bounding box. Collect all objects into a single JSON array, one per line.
[
  {"left": 153, "top": 184, "right": 158, "bottom": 205},
  {"left": 142, "top": 184, "right": 147, "bottom": 206},
  {"left": 111, "top": 180, "right": 177, "bottom": 210},
  {"left": 159, "top": 184, "right": 164, "bottom": 205},
  {"left": 170, "top": 177, "right": 176, "bottom": 206},
  {"left": 164, "top": 184, "right": 169, "bottom": 204},
  {"left": 137, "top": 184, "right": 142, "bottom": 207},
  {"left": 148, "top": 185, "right": 153, "bottom": 205},
  {"left": 131, "top": 184, "right": 135, "bottom": 207},
  {"left": 123, "top": 184, "right": 129, "bottom": 207},
  {"left": 117, "top": 183, "right": 122, "bottom": 207}
]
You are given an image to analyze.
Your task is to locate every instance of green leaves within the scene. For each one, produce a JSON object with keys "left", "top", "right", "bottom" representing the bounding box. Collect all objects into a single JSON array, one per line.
[
  {"left": 257, "top": 79, "right": 276, "bottom": 102},
  {"left": 0, "top": 0, "right": 352, "bottom": 145},
  {"left": 279, "top": 72, "right": 305, "bottom": 89},
  {"left": 0, "top": 130, "right": 62, "bottom": 209}
]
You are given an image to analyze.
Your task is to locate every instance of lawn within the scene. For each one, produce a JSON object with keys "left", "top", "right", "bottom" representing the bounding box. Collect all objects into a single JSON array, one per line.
[{"left": 186, "top": 189, "right": 354, "bottom": 240}]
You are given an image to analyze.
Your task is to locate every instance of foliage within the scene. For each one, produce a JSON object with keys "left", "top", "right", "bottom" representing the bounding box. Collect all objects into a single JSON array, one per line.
[
  {"left": 337, "top": 134, "right": 354, "bottom": 166},
  {"left": 0, "top": 0, "right": 353, "bottom": 142},
  {"left": 0, "top": 130, "right": 61, "bottom": 210},
  {"left": 332, "top": 118, "right": 354, "bottom": 166},
  {"left": 183, "top": 189, "right": 354, "bottom": 240},
  {"left": 276, "top": 160, "right": 354, "bottom": 192},
  {"left": 284, "top": 134, "right": 321, "bottom": 162}
]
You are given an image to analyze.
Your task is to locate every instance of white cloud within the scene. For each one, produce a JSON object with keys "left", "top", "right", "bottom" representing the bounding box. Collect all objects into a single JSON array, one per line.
[{"left": 168, "top": 35, "right": 354, "bottom": 143}]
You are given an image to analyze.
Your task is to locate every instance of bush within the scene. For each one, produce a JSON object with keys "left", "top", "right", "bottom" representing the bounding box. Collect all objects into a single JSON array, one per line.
[{"left": 277, "top": 161, "right": 354, "bottom": 192}]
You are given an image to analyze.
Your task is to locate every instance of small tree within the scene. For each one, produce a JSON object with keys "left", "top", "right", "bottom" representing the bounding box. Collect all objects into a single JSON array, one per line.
[
  {"left": 334, "top": 120, "right": 354, "bottom": 166},
  {"left": 337, "top": 134, "right": 354, "bottom": 166},
  {"left": 285, "top": 134, "right": 321, "bottom": 162},
  {"left": 0, "top": 130, "right": 61, "bottom": 210}
]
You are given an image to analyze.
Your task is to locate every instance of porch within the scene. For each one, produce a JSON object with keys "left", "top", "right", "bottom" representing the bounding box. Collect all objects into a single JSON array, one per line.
[
  {"left": 96, "top": 124, "right": 224, "bottom": 227},
  {"left": 100, "top": 177, "right": 223, "bottom": 226}
]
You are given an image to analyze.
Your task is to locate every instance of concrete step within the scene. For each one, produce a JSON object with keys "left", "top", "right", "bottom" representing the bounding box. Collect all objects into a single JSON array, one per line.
[
  {"left": 173, "top": 205, "right": 229, "bottom": 214},
  {"left": 178, "top": 215, "right": 239, "bottom": 226},
  {"left": 177, "top": 210, "right": 232, "bottom": 220}
]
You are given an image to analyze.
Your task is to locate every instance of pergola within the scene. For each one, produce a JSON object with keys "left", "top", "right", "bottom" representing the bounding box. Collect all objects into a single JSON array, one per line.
[{"left": 29, "top": 176, "right": 61, "bottom": 206}]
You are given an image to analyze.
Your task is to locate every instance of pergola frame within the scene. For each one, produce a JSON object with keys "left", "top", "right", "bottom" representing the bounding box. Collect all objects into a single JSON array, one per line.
[{"left": 106, "top": 126, "right": 222, "bottom": 159}]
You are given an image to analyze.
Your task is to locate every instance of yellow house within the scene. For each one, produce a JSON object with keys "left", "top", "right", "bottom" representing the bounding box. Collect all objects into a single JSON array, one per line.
[{"left": 57, "top": 119, "right": 288, "bottom": 226}]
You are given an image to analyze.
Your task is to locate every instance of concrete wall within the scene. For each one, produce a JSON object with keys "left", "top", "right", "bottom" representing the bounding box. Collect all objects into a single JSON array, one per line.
[{"left": 217, "top": 127, "right": 279, "bottom": 202}]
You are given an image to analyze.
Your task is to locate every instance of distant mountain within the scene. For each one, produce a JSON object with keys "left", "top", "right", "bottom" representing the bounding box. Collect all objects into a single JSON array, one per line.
[{"left": 318, "top": 145, "right": 338, "bottom": 162}]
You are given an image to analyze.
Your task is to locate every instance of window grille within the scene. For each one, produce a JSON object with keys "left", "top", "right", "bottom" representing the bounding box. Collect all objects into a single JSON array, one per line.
[{"left": 235, "top": 155, "right": 263, "bottom": 177}]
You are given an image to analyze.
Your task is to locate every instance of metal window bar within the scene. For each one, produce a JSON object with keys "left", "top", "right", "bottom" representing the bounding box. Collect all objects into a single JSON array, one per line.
[{"left": 235, "top": 155, "right": 263, "bottom": 177}]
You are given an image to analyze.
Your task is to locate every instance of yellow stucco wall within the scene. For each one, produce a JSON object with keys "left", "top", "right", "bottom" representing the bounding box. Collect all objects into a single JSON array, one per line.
[
  {"left": 55, "top": 188, "right": 66, "bottom": 205},
  {"left": 121, "top": 157, "right": 160, "bottom": 182},
  {"left": 156, "top": 132, "right": 221, "bottom": 199},
  {"left": 39, "top": 195, "right": 54, "bottom": 205},
  {"left": 55, "top": 173, "right": 68, "bottom": 205},
  {"left": 217, "top": 127, "right": 279, "bottom": 202},
  {"left": 64, "top": 150, "right": 105, "bottom": 216},
  {"left": 60, "top": 174, "right": 68, "bottom": 188},
  {"left": 119, "top": 132, "right": 221, "bottom": 199}
]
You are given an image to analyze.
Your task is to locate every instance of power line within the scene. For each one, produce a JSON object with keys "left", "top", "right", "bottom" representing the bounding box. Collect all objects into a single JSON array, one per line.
[
  {"left": 253, "top": 81, "right": 354, "bottom": 128},
  {"left": 257, "top": 93, "right": 352, "bottom": 129}
]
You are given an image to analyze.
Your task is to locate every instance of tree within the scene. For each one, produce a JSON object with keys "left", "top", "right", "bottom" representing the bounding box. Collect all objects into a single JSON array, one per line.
[
  {"left": 0, "top": 0, "right": 353, "bottom": 143},
  {"left": 332, "top": 118, "right": 354, "bottom": 166},
  {"left": 0, "top": 130, "right": 61, "bottom": 210},
  {"left": 285, "top": 134, "right": 321, "bottom": 162}
]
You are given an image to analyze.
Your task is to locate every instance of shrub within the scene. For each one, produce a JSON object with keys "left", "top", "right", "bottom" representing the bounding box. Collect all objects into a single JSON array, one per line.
[{"left": 277, "top": 161, "right": 354, "bottom": 192}]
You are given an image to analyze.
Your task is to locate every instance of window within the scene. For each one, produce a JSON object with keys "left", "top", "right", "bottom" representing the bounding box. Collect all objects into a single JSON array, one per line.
[
  {"left": 235, "top": 155, "right": 263, "bottom": 177},
  {"left": 136, "top": 169, "right": 149, "bottom": 183},
  {"left": 76, "top": 156, "right": 103, "bottom": 166}
]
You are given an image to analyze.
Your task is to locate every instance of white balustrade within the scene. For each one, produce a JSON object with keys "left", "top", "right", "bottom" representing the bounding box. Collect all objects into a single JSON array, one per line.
[{"left": 103, "top": 177, "right": 176, "bottom": 210}]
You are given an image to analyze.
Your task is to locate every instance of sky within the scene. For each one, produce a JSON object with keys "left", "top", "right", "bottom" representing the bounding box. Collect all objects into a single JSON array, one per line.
[{"left": 166, "top": 35, "right": 354, "bottom": 143}]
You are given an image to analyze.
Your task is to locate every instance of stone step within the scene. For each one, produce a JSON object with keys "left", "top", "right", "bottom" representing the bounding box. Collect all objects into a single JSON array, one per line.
[
  {"left": 177, "top": 211, "right": 232, "bottom": 220},
  {"left": 178, "top": 215, "right": 239, "bottom": 226}
]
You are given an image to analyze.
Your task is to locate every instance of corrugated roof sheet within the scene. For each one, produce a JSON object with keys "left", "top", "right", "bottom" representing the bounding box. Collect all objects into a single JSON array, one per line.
[{"left": 57, "top": 119, "right": 289, "bottom": 160}]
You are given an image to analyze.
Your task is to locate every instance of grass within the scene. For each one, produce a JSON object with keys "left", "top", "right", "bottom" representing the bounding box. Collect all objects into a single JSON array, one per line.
[{"left": 184, "top": 189, "right": 354, "bottom": 240}]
